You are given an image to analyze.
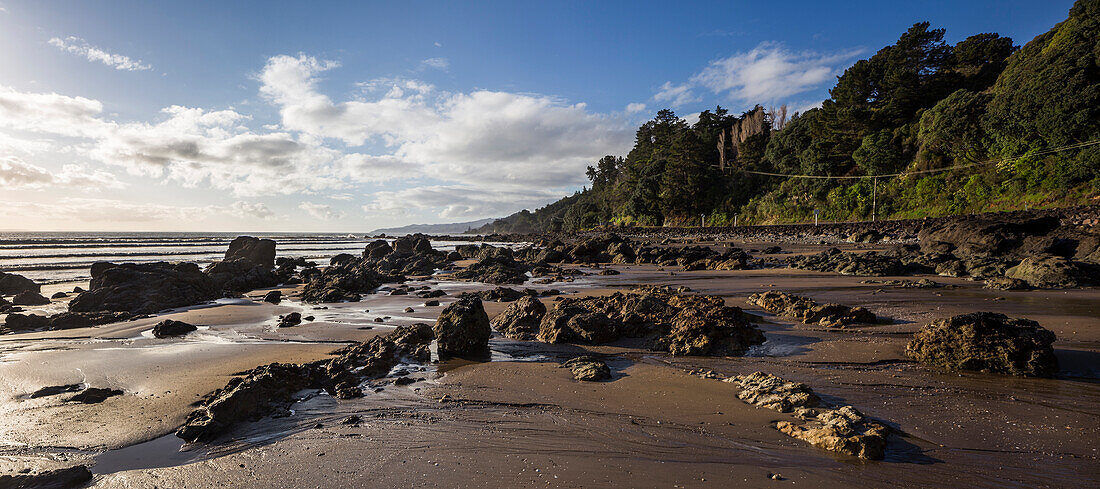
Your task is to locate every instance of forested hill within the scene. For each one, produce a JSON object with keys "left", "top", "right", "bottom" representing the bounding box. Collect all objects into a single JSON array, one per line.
[{"left": 473, "top": 0, "right": 1099, "bottom": 235}]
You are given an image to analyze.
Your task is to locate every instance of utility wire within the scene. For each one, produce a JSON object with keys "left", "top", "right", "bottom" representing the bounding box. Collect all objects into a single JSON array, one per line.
[{"left": 727, "top": 139, "right": 1100, "bottom": 180}]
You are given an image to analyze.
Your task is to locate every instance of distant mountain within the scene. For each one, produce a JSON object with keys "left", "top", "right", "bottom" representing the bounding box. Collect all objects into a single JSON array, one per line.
[{"left": 368, "top": 218, "right": 497, "bottom": 235}]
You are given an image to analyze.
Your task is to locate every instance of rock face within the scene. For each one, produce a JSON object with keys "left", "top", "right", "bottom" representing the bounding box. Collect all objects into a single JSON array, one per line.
[
  {"left": 491, "top": 296, "right": 546, "bottom": 340},
  {"left": 177, "top": 324, "right": 433, "bottom": 442},
  {"left": 12, "top": 291, "right": 50, "bottom": 306},
  {"left": 0, "top": 465, "right": 93, "bottom": 489},
  {"left": 747, "top": 291, "right": 878, "bottom": 327},
  {"left": 906, "top": 312, "right": 1058, "bottom": 377},
  {"left": 433, "top": 295, "right": 491, "bottom": 357},
  {"left": 537, "top": 289, "right": 765, "bottom": 356},
  {"left": 561, "top": 356, "right": 611, "bottom": 381},
  {"left": 0, "top": 271, "right": 39, "bottom": 295},
  {"left": 152, "top": 319, "right": 197, "bottom": 338},
  {"left": 69, "top": 262, "right": 219, "bottom": 314},
  {"left": 224, "top": 236, "right": 277, "bottom": 268},
  {"left": 730, "top": 372, "right": 888, "bottom": 460}
]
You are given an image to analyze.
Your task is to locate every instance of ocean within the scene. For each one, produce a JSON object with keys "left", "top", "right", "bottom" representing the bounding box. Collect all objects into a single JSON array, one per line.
[{"left": 0, "top": 232, "right": 462, "bottom": 285}]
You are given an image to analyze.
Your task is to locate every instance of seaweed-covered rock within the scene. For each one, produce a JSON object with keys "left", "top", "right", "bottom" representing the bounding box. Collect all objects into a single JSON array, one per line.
[
  {"left": 152, "top": 319, "right": 197, "bottom": 338},
  {"left": 69, "top": 262, "right": 219, "bottom": 314},
  {"left": 561, "top": 356, "right": 611, "bottom": 381},
  {"left": 491, "top": 295, "right": 546, "bottom": 340},
  {"left": 537, "top": 290, "right": 765, "bottom": 356},
  {"left": 747, "top": 291, "right": 878, "bottom": 327},
  {"left": 433, "top": 295, "right": 491, "bottom": 357},
  {"left": 905, "top": 312, "right": 1058, "bottom": 377}
]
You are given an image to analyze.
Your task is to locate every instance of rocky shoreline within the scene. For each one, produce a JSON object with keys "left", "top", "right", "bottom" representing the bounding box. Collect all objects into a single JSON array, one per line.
[{"left": 0, "top": 206, "right": 1097, "bottom": 488}]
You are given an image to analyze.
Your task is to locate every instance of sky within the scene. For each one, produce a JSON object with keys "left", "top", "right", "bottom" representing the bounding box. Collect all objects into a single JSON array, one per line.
[{"left": 0, "top": 0, "right": 1077, "bottom": 232}]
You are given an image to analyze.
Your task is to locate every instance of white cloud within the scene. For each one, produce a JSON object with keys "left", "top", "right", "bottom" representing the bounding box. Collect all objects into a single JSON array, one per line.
[
  {"left": 299, "top": 201, "right": 344, "bottom": 220},
  {"left": 48, "top": 36, "right": 152, "bottom": 71},
  {"left": 434, "top": 42, "right": 442, "bottom": 47},
  {"left": 655, "top": 42, "right": 862, "bottom": 109},
  {"left": 420, "top": 57, "right": 449, "bottom": 71},
  {"left": 0, "top": 156, "right": 125, "bottom": 190},
  {"left": 653, "top": 82, "right": 698, "bottom": 107},
  {"left": 229, "top": 201, "right": 274, "bottom": 219},
  {"left": 625, "top": 102, "right": 647, "bottom": 114},
  {"left": 0, "top": 198, "right": 213, "bottom": 223}
]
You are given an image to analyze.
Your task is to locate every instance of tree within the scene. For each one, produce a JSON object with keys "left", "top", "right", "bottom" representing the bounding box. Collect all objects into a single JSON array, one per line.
[{"left": 918, "top": 89, "right": 991, "bottom": 164}]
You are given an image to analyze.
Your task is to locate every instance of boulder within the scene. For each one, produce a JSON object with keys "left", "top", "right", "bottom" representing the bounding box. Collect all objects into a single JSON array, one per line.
[
  {"left": 12, "top": 290, "right": 50, "bottom": 306},
  {"left": 491, "top": 295, "right": 546, "bottom": 340},
  {"left": 277, "top": 312, "right": 302, "bottom": 328},
  {"left": 3, "top": 313, "right": 49, "bottom": 332},
  {"left": 475, "top": 286, "right": 526, "bottom": 302},
  {"left": 452, "top": 255, "right": 530, "bottom": 285},
  {"left": 223, "top": 236, "right": 277, "bottom": 268},
  {"left": 51, "top": 292, "right": 69, "bottom": 299},
  {"left": 262, "top": 290, "right": 282, "bottom": 304},
  {"left": 905, "top": 312, "right": 1058, "bottom": 377},
  {"left": 1004, "top": 255, "right": 1086, "bottom": 288},
  {"left": 561, "top": 356, "right": 611, "bottom": 381},
  {"left": 152, "top": 319, "right": 198, "bottom": 338},
  {"left": 433, "top": 295, "right": 491, "bottom": 357},
  {"left": 69, "top": 262, "right": 219, "bottom": 314},
  {"left": 732, "top": 372, "right": 821, "bottom": 412},
  {"left": 0, "top": 271, "right": 39, "bottom": 295}
]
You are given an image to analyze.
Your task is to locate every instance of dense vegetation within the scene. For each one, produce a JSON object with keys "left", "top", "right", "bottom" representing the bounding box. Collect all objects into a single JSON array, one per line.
[{"left": 475, "top": 0, "right": 1099, "bottom": 234}]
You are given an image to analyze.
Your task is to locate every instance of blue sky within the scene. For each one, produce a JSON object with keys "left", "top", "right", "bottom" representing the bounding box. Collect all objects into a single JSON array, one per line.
[{"left": 0, "top": 0, "right": 1076, "bottom": 231}]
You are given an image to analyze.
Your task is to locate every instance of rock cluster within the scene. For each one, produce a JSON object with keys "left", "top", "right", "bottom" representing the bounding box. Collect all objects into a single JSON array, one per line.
[
  {"left": 517, "top": 233, "right": 753, "bottom": 271},
  {"left": 786, "top": 248, "right": 909, "bottom": 276},
  {"left": 535, "top": 289, "right": 765, "bottom": 356},
  {"left": 301, "top": 235, "right": 450, "bottom": 302},
  {"left": 905, "top": 312, "right": 1058, "bottom": 377},
  {"left": 730, "top": 372, "right": 888, "bottom": 460},
  {"left": 747, "top": 291, "right": 878, "bottom": 327},
  {"left": 68, "top": 262, "right": 220, "bottom": 314},
  {"left": 177, "top": 324, "right": 433, "bottom": 442},
  {"left": 0, "top": 271, "right": 39, "bottom": 295},
  {"left": 491, "top": 295, "right": 546, "bottom": 340},
  {"left": 2, "top": 311, "right": 134, "bottom": 334}
]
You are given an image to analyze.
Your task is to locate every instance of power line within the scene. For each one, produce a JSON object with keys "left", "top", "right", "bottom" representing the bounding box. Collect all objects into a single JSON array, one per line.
[{"left": 727, "top": 139, "right": 1100, "bottom": 180}]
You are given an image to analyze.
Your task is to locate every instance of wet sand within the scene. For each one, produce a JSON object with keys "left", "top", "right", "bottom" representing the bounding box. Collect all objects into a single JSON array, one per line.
[{"left": 2, "top": 243, "right": 1098, "bottom": 487}]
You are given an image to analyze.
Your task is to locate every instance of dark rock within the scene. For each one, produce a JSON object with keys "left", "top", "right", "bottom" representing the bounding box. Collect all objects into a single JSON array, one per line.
[
  {"left": 51, "top": 292, "right": 69, "bottom": 299},
  {"left": 984, "top": 277, "right": 1031, "bottom": 290},
  {"left": 205, "top": 258, "right": 279, "bottom": 293},
  {"left": 491, "top": 295, "right": 546, "bottom": 340},
  {"left": 452, "top": 254, "right": 530, "bottom": 285},
  {"left": 906, "top": 312, "right": 1058, "bottom": 377},
  {"left": 66, "top": 387, "right": 123, "bottom": 403},
  {"left": 0, "top": 271, "right": 39, "bottom": 295},
  {"left": 404, "top": 307, "right": 415, "bottom": 313},
  {"left": 423, "top": 300, "right": 440, "bottom": 306},
  {"left": 69, "top": 262, "right": 219, "bottom": 314},
  {"left": 224, "top": 236, "right": 276, "bottom": 268},
  {"left": 433, "top": 295, "right": 490, "bottom": 357},
  {"left": 561, "top": 356, "right": 611, "bottom": 381},
  {"left": 278, "top": 312, "right": 302, "bottom": 328},
  {"left": 786, "top": 249, "right": 906, "bottom": 276},
  {"left": 341, "top": 415, "right": 361, "bottom": 425},
  {"left": 262, "top": 290, "right": 282, "bottom": 304},
  {"left": 152, "top": 319, "right": 197, "bottom": 338},
  {"left": 12, "top": 291, "right": 50, "bottom": 306},
  {"left": 3, "top": 313, "right": 49, "bottom": 332},
  {"left": 0, "top": 465, "right": 92, "bottom": 489},
  {"left": 1004, "top": 255, "right": 1086, "bottom": 288},
  {"left": 475, "top": 286, "right": 525, "bottom": 302}
]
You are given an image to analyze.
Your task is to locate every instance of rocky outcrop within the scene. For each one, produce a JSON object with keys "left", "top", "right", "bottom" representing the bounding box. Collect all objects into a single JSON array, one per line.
[
  {"left": 906, "top": 312, "right": 1058, "bottom": 377},
  {"left": 491, "top": 295, "right": 546, "bottom": 340},
  {"left": 177, "top": 324, "right": 433, "bottom": 442},
  {"left": 561, "top": 356, "right": 611, "bottom": 381},
  {"left": 2, "top": 313, "right": 49, "bottom": 332},
  {"left": 301, "top": 237, "right": 452, "bottom": 303},
  {"left": 0, "top": 271, "right": 39, "bottom": 295},
  {"left": 204, "top": 258, "right": 279, "bottom": 293},
  {"left": 729, "top": 372, "right": 888, "bottom": 460},
  {"left": 452, "top": 254, "right": 531, "bottom": 285},
  {"left": 152, "top": 319, "right": 197, "bottom": 338},
  {"left": 69, "top": 262, "right": 219, "bottom": 314},
  {"left": 537, "top": 289, "right": 765, "bottom": 356},
  {"left": 0, "top": 465, "right": 92, "bottom": 489},
  {"left": 1004, "top": 255, "right": 1087, "bottom": 288},
  {"left": 747, "top": 291, "right": 878, "bottom": 327},
  {"left": 433, "top": 295, "right": 491, "bottom": 357}
]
